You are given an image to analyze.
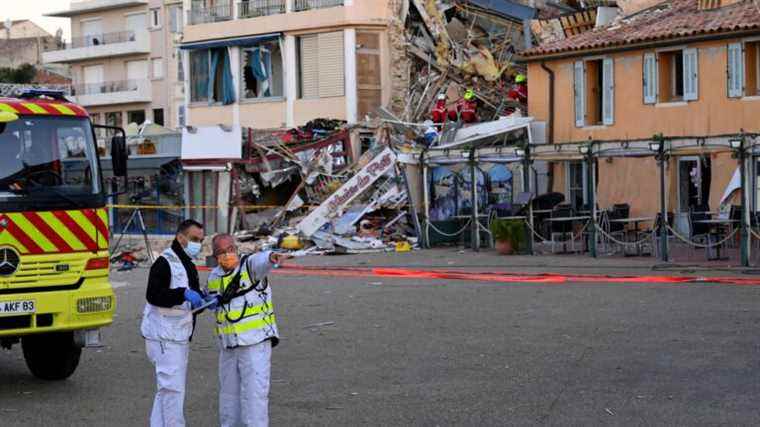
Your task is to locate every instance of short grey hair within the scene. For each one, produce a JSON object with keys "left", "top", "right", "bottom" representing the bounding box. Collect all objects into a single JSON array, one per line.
[{"left": 211, "top": 233, "right": 235, "bottom": 254}]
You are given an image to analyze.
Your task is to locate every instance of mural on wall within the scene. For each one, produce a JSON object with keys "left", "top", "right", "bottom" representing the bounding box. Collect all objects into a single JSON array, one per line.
[{"left": 428, "top": 163, "right": 515, "bottom": 221}]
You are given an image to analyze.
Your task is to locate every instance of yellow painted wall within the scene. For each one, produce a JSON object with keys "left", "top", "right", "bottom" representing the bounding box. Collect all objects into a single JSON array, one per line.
[
  {"left": 187, "top": 105, "right": 232, "bottom": 126},
  {"left": 294, "top": 97, "right": 346, "bottom": 125},
  {"left": 239, "top": 101, "right": 288, "bottom": 129}
]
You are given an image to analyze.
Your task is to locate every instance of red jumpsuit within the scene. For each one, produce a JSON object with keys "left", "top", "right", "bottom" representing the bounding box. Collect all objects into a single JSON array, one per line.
[
  {"left": 448, "top": 99, "right": 478, "bottom": 123},
  {"left": 431, "top": 99, "right": 448, "bottom": 125}
]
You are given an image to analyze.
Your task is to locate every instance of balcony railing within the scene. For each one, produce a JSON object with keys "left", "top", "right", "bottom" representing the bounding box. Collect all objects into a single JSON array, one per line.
[
  {"left": 64, "top": 31, "right": 137, "bottom": 50},
  {"left": 238, "top": 0, "right": 286, "bottom": 18},
  {"left": 292, "top": 0, "right": 343, "bottom": 12},
  {"left": 72, "top": 79, "right": 142, "bottom": 96},
  {"left": 188, "top": 3, "right": 233, "bottom": 25}
]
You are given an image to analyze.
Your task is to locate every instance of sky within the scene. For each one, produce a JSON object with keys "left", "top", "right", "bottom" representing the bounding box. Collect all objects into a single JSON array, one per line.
[{"left": 1, "top": 0, "right": 73, "bottom": 41}]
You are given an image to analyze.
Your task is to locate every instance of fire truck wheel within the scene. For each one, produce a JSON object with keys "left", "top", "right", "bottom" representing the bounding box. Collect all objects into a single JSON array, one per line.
[{"left": 22, "top": 332, "right": 82, "bottom": 380}]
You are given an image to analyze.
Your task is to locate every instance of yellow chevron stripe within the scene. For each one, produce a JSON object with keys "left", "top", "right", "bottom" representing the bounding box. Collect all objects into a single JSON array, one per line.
[
  {"left": 68, "top": 210, "right": 97, "bottom": 243},
  {"left": 7, "top": 213, "right": 56, "bottom": 252},
  {"left": 0, "top": 231, "right": 28, "bottom": 254},
  {"left": 96, "top": 208, "right": 109, "bottom": 248},
  {"left": 23, "top": 103, "right": 48, "bottom": 114},
  {"left": 97, "top": 208, "right": 109, "bottom": 226},
  {"left": 49, "top": 104, "right": 76, "bottom": 115},
  {"left": 37, "top": 212, "right": 86, "bottom": 251},
  {"left": 0, "top": 103, "right": 18, "bottom": 113}
]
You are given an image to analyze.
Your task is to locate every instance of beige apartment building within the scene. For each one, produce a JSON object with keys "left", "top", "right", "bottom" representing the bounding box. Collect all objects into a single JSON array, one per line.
[
  {"left": 180, "top": 0, "right": 392, "bottom": 130},
  {"left": 43, "top": 0, "right": 186, "bottom": 130}
]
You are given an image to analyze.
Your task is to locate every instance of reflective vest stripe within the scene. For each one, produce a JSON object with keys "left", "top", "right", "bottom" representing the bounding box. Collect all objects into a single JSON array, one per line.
[
  {"left": 208, "top": 278, "right": 222, "bottom": 292},
  {"left": 216, "top": 314, "right": 276, "bottom": 336},
  {"left": 216, "top": 301, "right": 273, "bottom": 324},
  {"left": 207, "top": 271, "right": 252, "bottom": 293}
]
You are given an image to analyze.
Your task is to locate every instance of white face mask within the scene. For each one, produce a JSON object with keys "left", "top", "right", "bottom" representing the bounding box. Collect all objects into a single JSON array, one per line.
[{"left": 184, "top": 241, "right": 202, "bottom": 258}]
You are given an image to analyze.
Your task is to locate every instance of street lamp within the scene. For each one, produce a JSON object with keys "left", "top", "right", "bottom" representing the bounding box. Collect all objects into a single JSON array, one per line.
[
  {"left": 729, "top": 138, "right": 742, "bottom": 149},
  {"left": 514, "top": 148, "right": 525, "bottom": 157},
  {"left": 578, "top": 145, "right": 590, "bottom": 155},
  {"left": 649, "top": 141, "right": 661, "bottom": 152}
]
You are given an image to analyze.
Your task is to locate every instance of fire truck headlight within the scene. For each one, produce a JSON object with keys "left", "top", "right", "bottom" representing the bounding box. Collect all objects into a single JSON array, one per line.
[{"left": 77, "top": 296, "right": 113, "bottom": 313}]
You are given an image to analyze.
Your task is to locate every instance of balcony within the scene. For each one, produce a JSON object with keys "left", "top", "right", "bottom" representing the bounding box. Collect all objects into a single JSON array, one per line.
[
  {"left": 188, "top": 3, "right": 234, "bottom": 25},
  {"left": 238, "top": 0, "right": 286, "bottom": 18},
  {"left": 71, "top": 79, "right": 151, "bottom": 107},
  {"left": 292, "top": 0, "right": 343, "bottom": 12},
  {"left": 45, "top": 0, "right": 148, "bottom": 17},
  {"left": 42, "top": 30, "right": 150, "bottom": 64}
]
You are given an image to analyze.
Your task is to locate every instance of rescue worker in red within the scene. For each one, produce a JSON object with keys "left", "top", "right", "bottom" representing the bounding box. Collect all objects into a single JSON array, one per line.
[
  {"left": 448, "top": 89, "right": 478, "bottom": 123},
  {"left": 430, "top": 93, "right": 448, "bottom": 128},
  {"left": 508, "top": 73, "right": 528, "bottom": 105}
]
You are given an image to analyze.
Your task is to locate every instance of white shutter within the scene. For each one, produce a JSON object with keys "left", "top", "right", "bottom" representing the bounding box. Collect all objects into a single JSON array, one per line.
[
  {"left": 643, "top": 53, "right": 657, "bottom": 104},
  {"left": 299, "top": 35, "right": 319, "bottom": 98},
  {"left": 683, "top": 48, "right": 698, "bottom": 101},
  {"left": 602, "top": 58, "right": 614, "bottom": 125},
  {"left": 574, "top": 60, "right": 585, "bottom": 127},
  {"left": 727, "top": 43, "right": 744, "bottom": 98},
  {"left": 317, "top": 31, "right": 345, "bottom": 98}
]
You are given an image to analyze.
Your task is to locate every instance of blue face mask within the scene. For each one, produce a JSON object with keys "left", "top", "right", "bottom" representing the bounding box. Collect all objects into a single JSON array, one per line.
[{"left": 184, "top": 241, "right": 202, "bottom": 258}]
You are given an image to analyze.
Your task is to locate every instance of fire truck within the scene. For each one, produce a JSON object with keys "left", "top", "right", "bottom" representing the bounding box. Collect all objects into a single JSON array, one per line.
[{"left": 0, "top": 90, "right": 127, "bottom": 380}]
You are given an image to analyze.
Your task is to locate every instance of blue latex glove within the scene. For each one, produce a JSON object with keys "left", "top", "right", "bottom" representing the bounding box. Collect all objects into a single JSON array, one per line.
[
  {"left": 203, "top": 294, "right": 219, "bottom": 311},
  {"left": 184, "top": 288, "right": 204, "bottom": 309}
]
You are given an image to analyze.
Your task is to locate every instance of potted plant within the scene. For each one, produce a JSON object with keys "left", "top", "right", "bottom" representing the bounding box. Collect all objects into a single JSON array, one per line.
[{"left": 490, "top": 218, "right": 525, "bottom": 255}]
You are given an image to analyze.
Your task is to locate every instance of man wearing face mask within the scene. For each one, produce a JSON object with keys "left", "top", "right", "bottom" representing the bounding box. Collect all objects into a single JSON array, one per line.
[
  {"left": 204, "top": 234, "right": 292, "bottom": 427},
  {"left": 141, "top": 219, "right": 205, "bottom": 427}
]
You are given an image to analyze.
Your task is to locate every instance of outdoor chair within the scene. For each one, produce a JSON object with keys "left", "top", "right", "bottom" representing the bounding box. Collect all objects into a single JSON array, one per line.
[
  {"left": 607, "top": 203, "right": 630, "bottom": 253},
  {"left": 550, "top": 204, "right": 575, "bottom": 253},
  {"left": 688, "top": 206, "right": 714, "bottom": 259}
]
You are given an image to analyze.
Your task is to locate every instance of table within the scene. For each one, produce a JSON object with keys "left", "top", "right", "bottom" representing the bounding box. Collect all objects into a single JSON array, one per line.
[
  {"left": 608, "top": 217, "right": 654, "bottom": 256},
  {"left": 694, "top": 219, "right": 739, "bottom": 260},
  {"left": 545, "top": 216, "right": 591, "bottom": 253}
]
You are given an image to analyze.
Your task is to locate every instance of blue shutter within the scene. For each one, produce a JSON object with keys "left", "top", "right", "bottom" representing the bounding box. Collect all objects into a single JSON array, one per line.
[
  {"left": 602, "top": 58, "right": 614, "bottom": 125},
  {"left": 727, "top": 43, "right": 744, "bottom": 98},
  {"left": 643, "top": 53, "right": 657, "bottom": 104},
  {"left": 574, "top": 61, "right": 585, "bottom": 127},
  {"left": 683, "top": 48, "right": 698, "bottom": 101}
]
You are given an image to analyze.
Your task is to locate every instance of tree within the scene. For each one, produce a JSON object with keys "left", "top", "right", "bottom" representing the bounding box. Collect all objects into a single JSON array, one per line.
[{"left": 0, "top": 63, "right": 37, "bottom": 84}]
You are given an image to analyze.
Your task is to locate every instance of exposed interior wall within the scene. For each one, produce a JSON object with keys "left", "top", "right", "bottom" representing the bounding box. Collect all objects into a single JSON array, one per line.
[{"left": 387, "top": 0, "right": 410, "bottom": 116}]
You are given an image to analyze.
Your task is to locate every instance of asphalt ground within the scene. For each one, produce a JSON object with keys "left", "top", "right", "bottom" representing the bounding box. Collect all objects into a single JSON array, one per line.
[{"left": 1, "top": 249, "right": 760, "bottom": 426}]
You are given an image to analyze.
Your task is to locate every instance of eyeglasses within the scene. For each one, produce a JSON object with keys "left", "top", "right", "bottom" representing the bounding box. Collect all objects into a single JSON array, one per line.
[{"left": 213, "top": 245, "right": 237, "bottom": 257}]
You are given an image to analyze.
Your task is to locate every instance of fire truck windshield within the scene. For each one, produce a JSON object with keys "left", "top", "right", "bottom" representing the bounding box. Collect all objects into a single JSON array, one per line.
[{"left": 0, "top": 115, "right": 101, "bottom": 208}]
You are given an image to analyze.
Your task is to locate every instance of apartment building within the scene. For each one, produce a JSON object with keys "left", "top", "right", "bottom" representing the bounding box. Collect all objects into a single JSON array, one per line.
[
  {"left": 525, "top": 0, "right": 760, "bottom": 221},
  {"left": 180, "top": 0, "right": 392, "bottom": 130},
  {"left": 43, "top": 0, "right": 186, "bottom": 130}
]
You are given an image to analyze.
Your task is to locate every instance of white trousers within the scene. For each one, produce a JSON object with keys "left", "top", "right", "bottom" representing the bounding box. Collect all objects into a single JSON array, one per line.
[
  {"left": 146, "top": 339, "right": 189, "bottom": 427},
  {"left": 219, "top": 340, "right": 272, "bottom": 427}
]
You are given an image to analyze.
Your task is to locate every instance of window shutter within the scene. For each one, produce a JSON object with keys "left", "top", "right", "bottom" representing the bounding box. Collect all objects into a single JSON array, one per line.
[
  {"left": 602, "top": 58, "right": 614, "bottom": 125},
  {"left": 317, "top": 31, "right": 345, "bottom": 98},
  {"left": 727, "top": 43, "right": 743, "bottom": 98},
  {"left": 574, "top": 61, "right": 585, "bottom": 127},
  {"left": 683, "top": 48, "right": 699, "bottom": 101},
  {"left": 643, "top": 53, "right": 656, "bottom": 104},
  {"left": 299, "top": 35, "right": 319, "bottom": 98}
]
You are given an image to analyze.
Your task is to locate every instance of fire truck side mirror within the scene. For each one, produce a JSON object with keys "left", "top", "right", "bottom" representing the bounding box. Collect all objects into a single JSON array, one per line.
[{"left": 111, "top": 135, "right": 128, "bottom": 177}]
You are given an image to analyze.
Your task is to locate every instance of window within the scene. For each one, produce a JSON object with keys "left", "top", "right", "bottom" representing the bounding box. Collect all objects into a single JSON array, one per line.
[
  {"left": 177, "top": 50, "right": 184, "bottom": 82},
  {"left": 189, "top": 48, "right": 236, "bottom": 104},
  {"left": 178, "top": 105, "right": 186, "bottom": 127},
  {"left": 150, "top": 8, "right": 161, "bottom": 29},
  {"left": 169, "top": 5, "right": 183, "bottom": 33},
  {"left": 728, "top": 41, "right": 760, "bottom": 98},
  {"left": 127, "top": 59, "right": 148, "bottom": 84},
  {"left": 80, "top": 19, "right": 102, "bottom": 47},
  {"left": 153, "top": 108, "right": 165, "bottom": 126},
  {"left": 298, "top": 32, "right": 345, "bottom": 99},
  {"left": 90, "top": 113, "right": 101, "bottom": 124},
  {"left": 574, "top": 58, "right": 613, "bottom": 127},
  {"left": 105, "top": 111, "right": 122, "bottom": 127},
  {"left": 152, "top": 58, "right": 164, "bottom": 80},
  {"left": 128, "top": 109, "right": 146, "bottom": 125},
  {"left": 241, "top": 40, "right": 283, "bottom": 99},
  {"left": 645, "top": 48, "right": 698, "bottom": 103},
  {"left": 566, "top": 161, "right": 587, "bottom": 210}
]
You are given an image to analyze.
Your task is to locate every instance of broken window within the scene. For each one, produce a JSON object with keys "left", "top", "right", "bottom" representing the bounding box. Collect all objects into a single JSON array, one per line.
[
  {"left": 728, "top": 41, "right": 760, "bottom": 98},
  {"left": 653, "top": 48, "right": 698, "bottom": 103},
  {"left": 297, "top": 32, "right": 345, "bottom": 99},
  {"left": 241, "top": 40, "right": 284, "bottom": 99},
  {"left": 574, "top": 58, "right": 613, "bottom": 127},
  {"left": 189, "top": 48, "right": 236, "bottom": 104}
]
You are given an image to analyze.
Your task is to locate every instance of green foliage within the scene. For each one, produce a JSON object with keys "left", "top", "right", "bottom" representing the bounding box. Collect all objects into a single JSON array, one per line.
[
  {"left": 0, "top": 64, "right": 36, "bottom": 84},
  {"left": 490, "top": 218, "right": 526, "bottom": 250}
]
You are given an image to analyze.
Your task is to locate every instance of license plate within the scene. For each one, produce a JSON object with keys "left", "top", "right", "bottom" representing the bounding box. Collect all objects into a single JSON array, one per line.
[{"left": 0, "top": 300, "right": 35, "bottom": 316}]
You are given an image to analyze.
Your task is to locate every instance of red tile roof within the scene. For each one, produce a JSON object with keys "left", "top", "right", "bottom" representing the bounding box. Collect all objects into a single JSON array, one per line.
[{"left": 524, "top": 0, "right": 760, "bottom": 58}]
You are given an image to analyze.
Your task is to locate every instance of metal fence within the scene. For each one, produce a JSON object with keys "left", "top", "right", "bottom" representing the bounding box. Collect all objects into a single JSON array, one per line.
[
  {"left": 188, "top": 2, "right": 233, "bottom": 24},
  {"left": 72, "top": 79, "right": 141, "bottom": 96},
  {"left": 292, "top": 0, "right": 344, "bottom": 12},
  {"left": 64, "top": 31, "right": 136, "bottom": 49},
  {"left": 238, "top": 0, "right": 286, "bottom": 18}
]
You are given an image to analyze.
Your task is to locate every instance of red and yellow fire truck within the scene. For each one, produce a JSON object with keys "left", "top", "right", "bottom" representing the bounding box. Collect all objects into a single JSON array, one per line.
[{"left": 0, "top": 90, "right": 127, "bottom": 380}]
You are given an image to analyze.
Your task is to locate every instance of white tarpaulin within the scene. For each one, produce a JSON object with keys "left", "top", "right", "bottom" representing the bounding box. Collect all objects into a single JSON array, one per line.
[
  {"left": 720, "top": 167, "right": 741, "bottom": 206},
  {"left": 181, "top": 125, "right": 242, "bottom": 160}
]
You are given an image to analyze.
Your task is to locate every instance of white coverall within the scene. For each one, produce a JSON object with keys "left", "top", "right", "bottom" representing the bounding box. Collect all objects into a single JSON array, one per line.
[
  {"left": 141, "top": 247, "right": 195, "bottom": 427},
  {"left": 205, "top": 252, "right": 278, "bottom": 427}
]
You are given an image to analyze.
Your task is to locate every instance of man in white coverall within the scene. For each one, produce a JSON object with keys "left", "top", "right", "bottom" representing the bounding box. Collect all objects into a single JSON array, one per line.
[
  {"left": 204, "top": 234, "right": 291, "bottom": 427},
  {"left": 141, "top": 219, "right": 208, "bottom": 427}
]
